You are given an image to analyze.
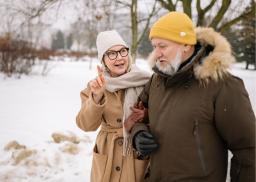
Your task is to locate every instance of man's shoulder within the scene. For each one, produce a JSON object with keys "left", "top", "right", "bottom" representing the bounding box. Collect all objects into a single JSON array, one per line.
[
  {"left": 219, "top": 73, "right": 245, "bottom": 88},
  {"left": 204, "top": 72, "right": 244, "bottom": 87},
  {"left": 207, "top": 73, "right": 247, "bottom": 97},
  {"left": 150, "top": 73, "right": 162, "bottom": 84}
]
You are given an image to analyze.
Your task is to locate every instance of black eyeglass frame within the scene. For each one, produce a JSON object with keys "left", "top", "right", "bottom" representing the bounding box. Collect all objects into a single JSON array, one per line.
[{"left": 104, "top": 47, "right": 129, "bottom": 60}]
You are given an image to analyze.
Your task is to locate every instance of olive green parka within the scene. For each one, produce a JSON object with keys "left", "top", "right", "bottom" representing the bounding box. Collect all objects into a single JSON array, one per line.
[{"left": 131, "top": 27, "right": 255, "bottom": 182}]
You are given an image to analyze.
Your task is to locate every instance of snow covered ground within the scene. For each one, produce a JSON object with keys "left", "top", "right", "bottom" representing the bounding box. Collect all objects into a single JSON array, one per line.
[{"left": 0, "top": 58, "right": 255, "bottom": 182}]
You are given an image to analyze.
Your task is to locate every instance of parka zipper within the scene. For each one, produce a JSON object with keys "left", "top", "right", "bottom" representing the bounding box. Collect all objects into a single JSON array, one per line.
[{"left": 193, "top": 120, "right": 207, "bottom": 175}]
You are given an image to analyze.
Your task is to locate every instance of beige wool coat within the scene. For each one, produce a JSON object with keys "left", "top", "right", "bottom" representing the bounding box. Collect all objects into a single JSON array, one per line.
[{"left": 76, "top": 87, "right": 148, "bottom": 182}]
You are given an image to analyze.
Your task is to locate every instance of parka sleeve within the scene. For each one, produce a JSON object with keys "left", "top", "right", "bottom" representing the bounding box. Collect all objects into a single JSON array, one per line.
[
  {"left": 76, "top": 87, "right": 106, "bottom": 131},
  {"left": 130, "top": 75, "right": 154, "bottom": 140},
  {"left": 214, "top": 76, "right": 255, "bottom": 182},
  {"left": 138, "top": 74, "right": 153, "bottom": 108}
]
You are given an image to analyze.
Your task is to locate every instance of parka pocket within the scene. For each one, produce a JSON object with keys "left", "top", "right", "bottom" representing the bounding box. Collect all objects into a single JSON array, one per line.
[
  {"left": 193, "top": 120, "right": 207, "bottom": 175},
  {"left": 134, "top": 158, "right": 149, "bottom": 182},
  {"left": 91, "top": 145, "right": 108, "bottom": 182}
]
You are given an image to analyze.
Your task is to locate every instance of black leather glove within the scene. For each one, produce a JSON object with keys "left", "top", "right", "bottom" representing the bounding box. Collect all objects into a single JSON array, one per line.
[{"left": 133, "top": 130, "right": 158, "bottom": 157}]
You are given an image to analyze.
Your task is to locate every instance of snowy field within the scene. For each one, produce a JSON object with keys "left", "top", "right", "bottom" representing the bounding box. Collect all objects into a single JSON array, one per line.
[{"left": 0, "top": 58, "right": 255, "bottom": 182}]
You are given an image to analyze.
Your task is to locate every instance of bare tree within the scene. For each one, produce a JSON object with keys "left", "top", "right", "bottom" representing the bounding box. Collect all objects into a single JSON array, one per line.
[
  {"left": 218, "top": 1, "right": 255, "bottom": 32},
  {"left": 1, "top": 0, "right": 160, "bottom": 62},
  {"left": 0, "top": 1, "right": 57, "bottom": 77},
  {"left": 0, "top": 33, "right": 36, "bottom": 76},
  {"left": 0, "top": 0, "right": 57, "bottom": 47},
  {"left": 8, "top": 0, "right": 62, "bottom": 20},
  {"left": 157, "top": 0, "right": 255, "bottom": 33},
  {"left": 116, "top": 0, "right": 160, "bottom": 62}
]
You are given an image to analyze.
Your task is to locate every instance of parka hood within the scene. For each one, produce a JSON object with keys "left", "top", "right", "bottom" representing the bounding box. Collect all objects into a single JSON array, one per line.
[{"left": 148, "top": 27, "right": 236, "bottom": 82}]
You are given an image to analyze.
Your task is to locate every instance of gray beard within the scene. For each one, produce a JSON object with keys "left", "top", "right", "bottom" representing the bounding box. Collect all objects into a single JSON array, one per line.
[{"left": 155, "top": 50, "right": 182, "bottom": 76}]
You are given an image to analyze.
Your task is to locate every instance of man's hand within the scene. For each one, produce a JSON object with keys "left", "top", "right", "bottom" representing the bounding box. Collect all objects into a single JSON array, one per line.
[{"left": 133, "top": 130, "right": 158, "bottom": 157}]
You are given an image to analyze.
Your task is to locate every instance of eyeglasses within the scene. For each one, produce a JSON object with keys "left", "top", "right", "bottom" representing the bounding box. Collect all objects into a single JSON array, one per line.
[{"left": 104, "top": 47, "right": 129, "bottom": 60}]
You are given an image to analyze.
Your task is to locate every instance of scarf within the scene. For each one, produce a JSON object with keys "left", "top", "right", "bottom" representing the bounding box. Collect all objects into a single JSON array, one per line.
[{"left": 105, "top": 64, "right": 151, "bottom": 155}]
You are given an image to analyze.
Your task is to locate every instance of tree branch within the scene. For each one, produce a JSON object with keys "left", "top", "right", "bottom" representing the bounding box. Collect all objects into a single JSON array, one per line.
[
  {"left": 116, "top": 0, "right": 131, "bottom": 7},
  {"left": 209, "top": 0, "right": 231, "bottom": 29},
  {"left": 180, "top": 0, "right": 192, "bottom": 18},
  {"left": 218, "top": 3, "right": 256, "bottom": 32},
  {"left": 204, "top": 0, "right": 217, "bottom": 12},
  {"left": 196, "top": 0, "right": 217, "bottom": 26},
  {"left": 7, "top": 0, "right": 61, "bottom": 20},
  {"left": 157, "top": 0, "right": 176, "bottom": 11},
  {"left": 137, "top": 1, "right": 159, "bottom": 45}
]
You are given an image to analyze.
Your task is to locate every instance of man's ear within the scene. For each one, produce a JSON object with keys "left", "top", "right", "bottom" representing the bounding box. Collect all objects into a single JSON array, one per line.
[{"left": 183, "top": 44, "right": 191, "bottom": 53}]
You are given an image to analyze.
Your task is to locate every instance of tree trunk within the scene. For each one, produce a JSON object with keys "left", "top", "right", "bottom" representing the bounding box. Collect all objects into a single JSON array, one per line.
[
  {"left": 209, "top": 0, "right": 231, "bottom": 29},
  {"left": 130, "top": 0, "right": 138, "bottom": 63},
  {"left": 181, "top": 0, "right": 192, "bottom": 18},
  {"left": 157, "top": 0, "right": 176, "bottom": 11}
]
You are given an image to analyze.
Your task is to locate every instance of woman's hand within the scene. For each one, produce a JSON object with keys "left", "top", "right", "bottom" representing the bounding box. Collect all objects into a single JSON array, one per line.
[
  {"left": 131, "top": 101, "right": 148, "bottom": 121},
  {"left": 124, "top": 101, "right": 148, "bottom": 132},
  {"left": 89, "top": 66, "right": 106, "bottom": 104}
]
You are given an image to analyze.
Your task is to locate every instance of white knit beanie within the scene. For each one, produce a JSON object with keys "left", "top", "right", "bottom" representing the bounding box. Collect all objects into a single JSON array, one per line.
[{"left": 96, "top": 30, "right": 128, "bottom": 61}]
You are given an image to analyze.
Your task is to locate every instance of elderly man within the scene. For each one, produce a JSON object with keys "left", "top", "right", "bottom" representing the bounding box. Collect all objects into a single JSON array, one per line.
[{"left": 130, "top": 12, "right": 255, "bottom": 182}]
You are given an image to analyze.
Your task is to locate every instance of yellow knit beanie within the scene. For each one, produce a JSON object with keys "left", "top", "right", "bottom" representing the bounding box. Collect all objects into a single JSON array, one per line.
[{"left": 149, "top": 11, "right": 196, "bottom": 45}]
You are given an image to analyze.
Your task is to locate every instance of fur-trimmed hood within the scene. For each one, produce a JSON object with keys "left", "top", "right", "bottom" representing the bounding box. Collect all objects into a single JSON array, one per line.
[{"left": 148, "top": 27, "right": 235, "bottom": 82}]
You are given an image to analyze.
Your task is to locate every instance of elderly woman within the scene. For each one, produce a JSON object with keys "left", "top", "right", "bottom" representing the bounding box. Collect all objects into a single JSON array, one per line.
[{"left": 76, "top": 30, "right": 151, "bottom": 182}]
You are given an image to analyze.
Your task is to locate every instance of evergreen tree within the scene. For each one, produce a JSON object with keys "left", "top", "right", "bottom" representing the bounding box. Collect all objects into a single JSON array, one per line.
[
  {"left": 66, "top": 34, "right": 73, "bottom": 50},
  {"left": 138, "top": 29, "right": 153, "bottom": 58},
  {"left": 51, "top": 30, "right": 65, "bottom": 50},
  {"left": 223, "top": 2, "right": 255, "bottom": 70},
  {"left": 235, "top": 2, "right": 255, "bottom": 69}
]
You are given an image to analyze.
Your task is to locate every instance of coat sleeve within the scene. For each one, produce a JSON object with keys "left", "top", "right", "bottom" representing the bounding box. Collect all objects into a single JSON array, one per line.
[
  {"left": 138, "top": 74, "right": 154, "bottom": 108},
  {"left": 76, "top": 87, "right": 106, "bottom": 131},
  {"left": 214, "top": 75, "right": 255, "bottom": 182},
  {"left": 130, "top": 75, "right": 154, "bottom": 141}
]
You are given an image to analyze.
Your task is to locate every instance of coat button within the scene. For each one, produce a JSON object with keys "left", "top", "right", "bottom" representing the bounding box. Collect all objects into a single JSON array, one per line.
[
  {"left": 118, "top": 139, "right": 123, "bottom": 146},
  {"left": 115, "top": 166, "right": 121, "bottom": 171},
  {"left": 116, "top": 118, "right": 122, "bottom": 123}
]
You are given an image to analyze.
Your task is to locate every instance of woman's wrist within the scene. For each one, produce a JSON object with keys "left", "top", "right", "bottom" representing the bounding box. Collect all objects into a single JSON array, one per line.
[{"left": 92, "top": 92, "right": 104, "bottom": 104}]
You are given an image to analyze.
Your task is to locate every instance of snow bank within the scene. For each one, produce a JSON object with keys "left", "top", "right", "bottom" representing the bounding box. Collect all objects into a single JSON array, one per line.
[{"left": 0, "top": 59, "right": 254, "bottom": 181}]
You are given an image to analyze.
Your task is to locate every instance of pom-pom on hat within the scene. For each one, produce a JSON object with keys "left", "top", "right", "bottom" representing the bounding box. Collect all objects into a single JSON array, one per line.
[{"left": 149, "top": 11, "right": 196, "bottom": 45}]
